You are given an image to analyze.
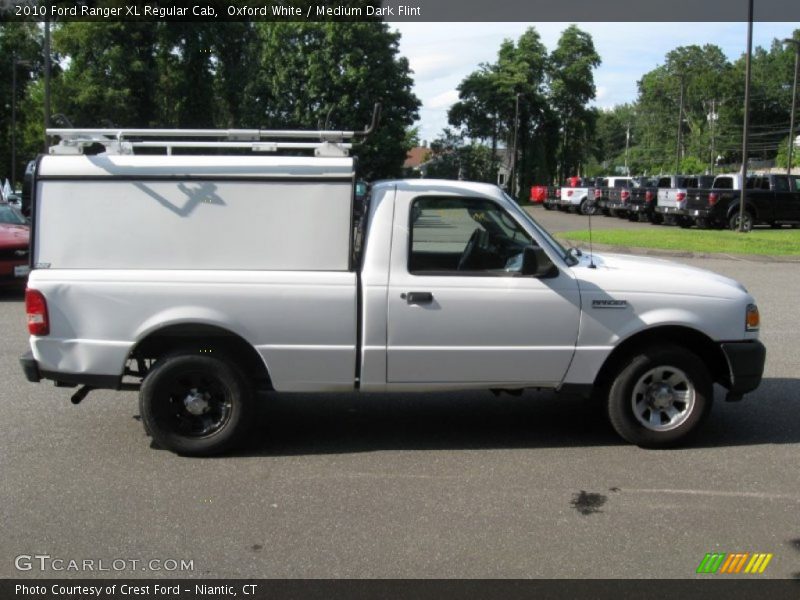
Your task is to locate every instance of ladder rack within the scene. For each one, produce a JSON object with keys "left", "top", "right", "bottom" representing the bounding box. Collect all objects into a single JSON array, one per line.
[{"left": 47, "top": 103, "right": 382, "bottom": 158}]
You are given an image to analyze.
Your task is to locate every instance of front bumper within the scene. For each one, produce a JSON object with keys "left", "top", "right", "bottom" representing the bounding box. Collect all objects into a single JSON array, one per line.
[{"left": 720, "top": 340, "right": 766, "bottom": 397}]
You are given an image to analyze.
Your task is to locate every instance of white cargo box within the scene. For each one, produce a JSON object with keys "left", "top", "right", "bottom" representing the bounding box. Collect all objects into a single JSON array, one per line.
[{"left": 34, "top": 154, "right": 356, "bottom": 271}]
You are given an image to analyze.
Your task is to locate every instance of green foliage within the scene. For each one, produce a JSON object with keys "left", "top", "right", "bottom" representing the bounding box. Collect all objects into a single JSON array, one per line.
[
  {"left": 548, "top": 24, "right": 601, "bottom": 181},
  {"left": 7, "top": 18, "right": 419, "bottom": 181},
  {"left": 0, "top": 23, "right": 43, "bottom": 186},
  {"left": 448, "top": 25, "right": 600, "bottom": 197},
  {"left": 246, "top": 22, "right": 420, "bottom": 179},
  {"left": 595, "top": 30, "right": 800, "bottom": 175},
  {"left": 424, "top": 128, "right": 496, "bottom": 182},
  {"left": 775, "top": 135, "right": 800, "bottom": 168},
  {"left": 679, "top": 155, "right": 708, "bottom": 174}
]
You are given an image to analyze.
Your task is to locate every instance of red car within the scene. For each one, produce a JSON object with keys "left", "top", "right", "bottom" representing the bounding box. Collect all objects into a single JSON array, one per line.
[{"left": 0, "top": 203, "right": 30, "bottom": 288}]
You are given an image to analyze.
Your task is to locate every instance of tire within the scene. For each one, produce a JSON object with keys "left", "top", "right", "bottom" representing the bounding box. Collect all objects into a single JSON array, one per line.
[
  {"left": 543, "top": 203, "right": 554, "bottom": 211},
  {"left": 649, "top": 213, "right": 663, "bottom": 225},
  {"left": 579, "top": 199, "right": 596, "bottom": 216},
  {"left": 139, "top": 352, "right": 254, "bottom": 456},
  {"left": 695, "top": 217, "right": 709, "bottom": 230},
  {"left": 606, "top": 345, "right": 713, "bottom": 448},
  {"left": 678, "top": 217, "right": 692, "bottom": 229},
  {"left": 729, "top": 210, "right": 753, "bottom": 232}
]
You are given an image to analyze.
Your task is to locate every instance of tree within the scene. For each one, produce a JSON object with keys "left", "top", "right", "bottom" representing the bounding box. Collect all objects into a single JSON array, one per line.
[
  {"left": 449, "top": 28, "right": 554, "bottom": 199},
  {"left": 1, "top": 23, "right": 42, "bottom": 185},
  {"left": 548, "top": 25, "right": 601, "bottom": 181},
  {"left": 425, "top": 128, "right": 495, "bottom": 182},
  {"left": 245, "top": 22, "right": 420, "bottom": 179}
]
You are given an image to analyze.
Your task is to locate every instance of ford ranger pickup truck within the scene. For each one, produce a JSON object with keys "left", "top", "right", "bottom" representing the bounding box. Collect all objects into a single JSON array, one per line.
[{"left": 19, "top": 127, "right": 766, "bottom": 455}]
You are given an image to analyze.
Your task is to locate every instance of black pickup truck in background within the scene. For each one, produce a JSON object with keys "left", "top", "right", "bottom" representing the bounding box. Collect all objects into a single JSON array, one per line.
[
  {"left": 606, "top": 177, "right": 659, "bottom": 222},
  {"left": 594, "top": 176, "right": 633, "bottom": 216},
  {"left": 684, "top": 173, "right": 800, "bottom": 231}
]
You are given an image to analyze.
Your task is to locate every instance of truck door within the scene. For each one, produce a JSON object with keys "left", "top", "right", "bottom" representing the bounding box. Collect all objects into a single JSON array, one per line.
[
  {"left": 772, "top": 175, "right": 800, "bottom": 222},
  {"left": 385, "top": 194, "right": 580, "bottom": 386}
]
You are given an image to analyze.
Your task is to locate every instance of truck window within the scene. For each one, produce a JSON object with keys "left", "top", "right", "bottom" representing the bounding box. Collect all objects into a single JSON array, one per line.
[
  {"left": 791, "top": 176, "right": 800, "bottom": 192},
  {"left": 767, "top": 177, "right": 789, "bottom": 192},
  {"left": 714, "top": 177, "right": 733, "bottom": 189},
  {"left": 408, "top": 197, "right": 534, "bottom": 275},
  {"left": 657, "top": 177, "right": 670, "bottom": 188}
]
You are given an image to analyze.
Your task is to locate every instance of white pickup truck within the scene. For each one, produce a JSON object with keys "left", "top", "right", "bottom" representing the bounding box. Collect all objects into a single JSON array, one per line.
[{"left": 20, "top": 127, "right": 766, "bottom": 455}]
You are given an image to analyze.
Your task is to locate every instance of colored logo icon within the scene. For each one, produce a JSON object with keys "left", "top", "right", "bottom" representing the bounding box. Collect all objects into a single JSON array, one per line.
[{"left": 696, "top": 552, "right": 773, "bottom": 574}]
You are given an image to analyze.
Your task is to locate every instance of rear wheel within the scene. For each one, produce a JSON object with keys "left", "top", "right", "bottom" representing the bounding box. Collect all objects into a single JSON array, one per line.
[
  {"left": 606, "top": 345, "right": 713, "bottom": 448},
  {"left": 139, "top": 352, "right": 254, "bottom": 456},
  {"left": 729, "top": 210, "right": 753, "bottom": 232},
  {"left": 579, "top": 199, "right": 596, "bottom": 216}
]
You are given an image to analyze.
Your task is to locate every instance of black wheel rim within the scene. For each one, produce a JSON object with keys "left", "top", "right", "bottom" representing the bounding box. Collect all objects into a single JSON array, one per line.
[{"left": 154, "top": 369, "right": 233, "bottom": 438}]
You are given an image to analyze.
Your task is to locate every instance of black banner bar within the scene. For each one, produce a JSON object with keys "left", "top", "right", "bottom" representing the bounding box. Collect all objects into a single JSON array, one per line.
[
  {"left": 3, "top": 580, "right": 800, "bottom": 600},
  {"left": 2, "top": 0, "right": 800, "bottom": 22}
]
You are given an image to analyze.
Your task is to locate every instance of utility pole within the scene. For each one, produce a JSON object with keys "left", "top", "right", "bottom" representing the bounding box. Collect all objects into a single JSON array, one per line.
[
  {"left": 624, "top": 123, "right": 631, "bottom": 176},
  {"left": 738, "top": 0, "right": 753, "bottom": 233},
  {"left": 510, "top": 93, "right": 521, "bottom": 198},
  {"left": 11, "top": 51, "right": 17, "bottom": 190},
  {"left": 44, "top": 18, "right": 52, "bottom": 152},
  {"left": 783, "top": 38, "right": 800, "bottom": 175},
  {"left": 707, "top": 99, "right": 718, "bottom": 175},
  {"left": 11, "top": 54, "right": 32, "bottom": 189},
  {"left": 675, "top": 77, "right": 685, "bottom": 174}
]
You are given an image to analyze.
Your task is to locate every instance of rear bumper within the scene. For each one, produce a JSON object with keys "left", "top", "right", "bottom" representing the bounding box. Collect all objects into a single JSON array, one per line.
[
  {"left": 20, "top": 350, "right": 121, "bottom": 389},
  {"left": 654, "top": 206, "right": 686, "bottom": 215},
  {"left": 20, "top": 351, "right": 41, "bottom": 383},
  {"left": 720, "top": 340, "right": 766, "bottom": 396}
]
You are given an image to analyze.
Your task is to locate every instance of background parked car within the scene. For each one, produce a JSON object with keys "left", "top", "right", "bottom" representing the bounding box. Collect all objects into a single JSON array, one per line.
[{"left": 0, "top": 203, "right": 30, "bottom": 288}]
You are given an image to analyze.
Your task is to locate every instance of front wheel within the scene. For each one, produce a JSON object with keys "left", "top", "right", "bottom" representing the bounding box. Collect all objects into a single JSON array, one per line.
[
  {"left": 606, "top": 345, "right": 713, "bottom": 448},
  {"left": 139, "top": 352, "right": 254, "bottom": 456}
]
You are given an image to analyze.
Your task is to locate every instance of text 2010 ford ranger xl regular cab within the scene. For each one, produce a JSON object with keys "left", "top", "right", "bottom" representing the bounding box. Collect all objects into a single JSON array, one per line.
[{"left": 20, "top": 126, "right": 766, "bottom": 455}]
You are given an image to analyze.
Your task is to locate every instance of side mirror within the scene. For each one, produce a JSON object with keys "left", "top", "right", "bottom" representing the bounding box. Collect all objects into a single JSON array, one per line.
[{"left": 521, "top": 246, "right": 558, "bottom": 278}]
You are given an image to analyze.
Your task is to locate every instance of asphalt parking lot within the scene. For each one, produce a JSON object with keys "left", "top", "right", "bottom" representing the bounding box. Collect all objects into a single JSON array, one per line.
[{"left": 1, "top": 246, "right": 798, "bottom": 579}]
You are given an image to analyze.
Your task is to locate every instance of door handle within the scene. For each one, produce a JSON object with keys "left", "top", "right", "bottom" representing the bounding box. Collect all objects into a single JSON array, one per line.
[{"left": 402, "top": 292, "right": 434, "bottom": 304}]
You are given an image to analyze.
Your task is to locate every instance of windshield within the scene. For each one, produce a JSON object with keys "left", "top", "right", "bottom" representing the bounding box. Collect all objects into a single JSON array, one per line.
[
  {"left": 502, "top": 192, "right": 577, "bottom": 266},
  {"left": 0, "top": 204, "right": 27, "bottom": 225}
]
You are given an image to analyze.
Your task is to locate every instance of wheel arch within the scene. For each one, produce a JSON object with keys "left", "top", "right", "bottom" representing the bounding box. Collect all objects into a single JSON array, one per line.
[
  {"left": 128, "top": 323, "right": 272, "bottom": 389},
  {"left": 593, "top": 325, "right": 729, "bottom": 394}
]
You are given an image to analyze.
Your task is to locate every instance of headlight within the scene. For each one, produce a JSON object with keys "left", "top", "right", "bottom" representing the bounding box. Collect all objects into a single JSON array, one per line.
[{"left": 745, "top": 304, "right": 760, "bottom": 332}]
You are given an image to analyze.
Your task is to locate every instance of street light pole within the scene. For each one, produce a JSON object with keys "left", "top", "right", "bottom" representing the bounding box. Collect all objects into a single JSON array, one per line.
[
  {"left": 11, "top": 51, "right": 17, "bottom": 190},
  {"left": 44, "top": 18, "right": 52, "bottom": 152},
  {"left": 738, "top": 0, "right": 754, "bottom": 233},
  {"left": 783, "top": 38, "right": 800, "bottom": 175},
  {"left": 675, "top": 76, "right": 685, "bottom": 174},
  {"left": 10, "top": 54, "right": 32, "bottom": 189}
]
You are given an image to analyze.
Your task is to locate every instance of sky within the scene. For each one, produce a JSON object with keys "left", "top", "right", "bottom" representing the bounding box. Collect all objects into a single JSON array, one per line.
[{"left": 392, "top": 22, "right": 800, "bottom": 145}]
